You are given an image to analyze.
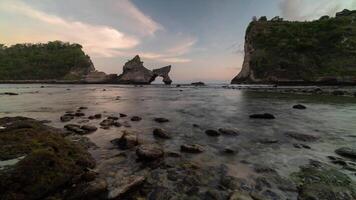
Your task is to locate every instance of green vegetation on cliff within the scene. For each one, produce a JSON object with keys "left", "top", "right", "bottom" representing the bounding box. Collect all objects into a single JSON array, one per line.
[
  {"left": 0, "top": 41, "right": 94, "bottom": 80},
  {"left": 233, "top": 9, "right": 356, "bottom": 84}
]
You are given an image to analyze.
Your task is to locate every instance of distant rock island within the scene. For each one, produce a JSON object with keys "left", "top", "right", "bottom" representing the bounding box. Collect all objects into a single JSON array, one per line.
[
  {"left": 116, "top": 55, "right": 172, "bottom": 85},
  {"left": 232, "top": 9, "right": 356, "bottom": 85},
  {"left": 0, "top": 42, "right": 172, "bottom": 84}
]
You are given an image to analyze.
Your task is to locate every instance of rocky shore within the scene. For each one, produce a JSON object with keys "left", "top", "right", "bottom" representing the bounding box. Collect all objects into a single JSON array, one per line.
[{"left": 2, "top": 99, "right": 356, "bottom": 200}]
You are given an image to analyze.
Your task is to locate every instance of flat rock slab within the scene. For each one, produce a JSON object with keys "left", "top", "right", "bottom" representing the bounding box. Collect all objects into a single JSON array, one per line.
[{"left": 109, "top": 175, "right": 145, "bottom": 199}]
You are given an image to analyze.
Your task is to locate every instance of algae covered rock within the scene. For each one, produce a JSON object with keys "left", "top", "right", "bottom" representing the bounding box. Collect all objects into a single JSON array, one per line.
[
  {"left": 0, "top": 117, "right": 98, "bottom": 200},
  {"left": 291, "top": 161, "right": 356, "bottom": 200}
]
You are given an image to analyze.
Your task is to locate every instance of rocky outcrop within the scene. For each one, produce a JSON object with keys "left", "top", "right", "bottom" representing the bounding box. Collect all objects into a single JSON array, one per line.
[
  {"left": 84, "top": 71, "right": 118, "bottom": 83},
  {"left": 117, "top": 55, "right": 173, "bottom": 85},
  {"left": 231, "top": 9, "right": 356, "bottom": 85}
]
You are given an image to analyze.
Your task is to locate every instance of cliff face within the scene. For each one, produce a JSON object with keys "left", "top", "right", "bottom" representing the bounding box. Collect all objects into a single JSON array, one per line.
[
  {"left": 117, "top": 55, "right": 172, "bottom": 84},
  {"left": 231, "top": 9, "right": 356, "bottom": 85},
  {"left": 0, "top": 41, "right": 95, "bottom": 81}
]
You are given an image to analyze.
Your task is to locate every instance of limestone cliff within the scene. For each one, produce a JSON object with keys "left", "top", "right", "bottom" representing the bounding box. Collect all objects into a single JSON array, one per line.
[
  {"left": 117, "top": 55, "right": 172, "bottom": 84},
  {"left": 231, "top": 9, "right": 356, "bottom": 85}
]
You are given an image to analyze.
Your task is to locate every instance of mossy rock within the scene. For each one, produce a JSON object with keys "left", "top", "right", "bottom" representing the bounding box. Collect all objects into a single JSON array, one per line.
[
  {"left": 291, "top": 161, "right": 356, "bottom": 200},
  {"left": 0, "top": 117, "right": 96, "bottom": 200}
]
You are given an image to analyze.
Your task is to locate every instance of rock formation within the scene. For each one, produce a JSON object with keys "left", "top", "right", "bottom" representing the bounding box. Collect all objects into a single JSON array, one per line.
[
  {"left": 117, "top": 55, "right": 172, "bottom": 85},
  {"left": 84, "top": 71, "right": 118, "bottom": 83},
  {"left": 231, "top": 9, "right": 356, "bottom": 85}
]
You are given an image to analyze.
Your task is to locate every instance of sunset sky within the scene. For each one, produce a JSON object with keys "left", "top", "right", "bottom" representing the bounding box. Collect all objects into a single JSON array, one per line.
[{"left": 1, "top": 0, "right": 356, "bottom": 83}]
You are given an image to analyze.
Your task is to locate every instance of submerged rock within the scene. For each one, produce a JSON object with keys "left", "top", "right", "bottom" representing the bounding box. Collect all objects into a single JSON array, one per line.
[
  {"left": 249, "top": 113, "right": 275, "bottom": 119},
  {"left": 285, "top": 132, "right": 320, "bottom": 142},
  {"left": 154, "top": 117, "right": 170, "bottom": 123},
  {"left": 335, "top": 147, "right": 356, "bottom": 159},
  {"left": 64, "top": 124, "right": 86, "bottom": 135},
  {"left": 1, "top": 92, "right": 19, "bottom": 95},
  {"left": 180, "top": 144, "right": 204, "bottom": 153},
  {"left": 111, "top": 131, "right": 139, "bottom": 150},
  {"left": 153, "top": 128, "right": 171, "bottom": 139},
  {"left": 218, "top": 128, "right": 240, "bottom": 136},
  {"left": 136, "top": 144, "right": 164, "bottom": 161},
  {"left": 205, "top": 129, "right": 221, "bottom": 137},
  {"left": 80, "top": 125, "right": 98, "bottom": 133},
  {"left": 191, "top": 82, "right": 205, "bottom": 86},
  {"left": 293, "top": 104, "right": 307, "bottom": 109},
  {"left": 108, "top": 175, "right": 145, "bottom": 199},
  {"left": 131, "top": 116, "right": 142, "bottom": 121}
]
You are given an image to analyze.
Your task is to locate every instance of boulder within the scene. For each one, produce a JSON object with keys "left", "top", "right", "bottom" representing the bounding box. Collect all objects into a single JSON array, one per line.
[
  {"left": 249, "top": 113, "right": 275, "bottom": 119},
  {"left": 180, "top": 144, "right": 204, "bottom": 153},
  {"left": 153, "top": 128, "right": 171, "bottom": 139},
  {"left": 64, "top": 124, "right": 86, "bottom": 135},
  {"left": 80, "top": 125, "right": 98, "bottom": 133},
  {"left": 335, "top": 147, "right": 356, "bottom": 159},
  {"left": 293, "top": 104, "right": 307, "bottom": 109},
  {"left": 205, "top": 129, "right": 221, "bottom": 137},
  {"left": 154, "top": 117, "right": 170, "bottom": 123},
  {"left": 111, "top": 131, "right": 139, "bottom": 149},
  {"left": 136, "top": 144, "right": 164, "bottom": 161}
]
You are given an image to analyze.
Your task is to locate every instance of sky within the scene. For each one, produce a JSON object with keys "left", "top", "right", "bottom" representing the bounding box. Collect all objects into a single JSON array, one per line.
[{"left": 1, "top": 0, "right": 356, "bottom": 83}]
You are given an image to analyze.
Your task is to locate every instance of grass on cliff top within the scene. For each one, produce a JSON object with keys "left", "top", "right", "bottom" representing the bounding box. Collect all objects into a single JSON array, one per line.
[
  {"left": 0, "top": 117, "right": 95, "bottom": 200},
  {"left": 247, "top": 14, "right": 356, "bottom": 81}
]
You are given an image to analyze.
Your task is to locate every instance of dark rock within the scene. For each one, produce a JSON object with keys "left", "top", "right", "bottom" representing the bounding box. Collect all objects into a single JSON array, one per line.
[
  {"left": 64, "top": 124, "right": 86, "bottom": 134},
  {"left": 131, "top": 116, "right": 142, "bottom": 121},
  {"left": 75, "top": 112, "right": 85, "bottom": 117},
  {"left": 293, "top": 104, "right": 307, "bottom": 109},
  {"left": 2, "top": 92, "right": 19, "bottom": 95},
  {"left": 285, "top": 132, "right": 320, "bottom": 142},
  {"left": 258, "top": 138, "right": 279, "bottom": 144},
  {"left": 148, "top": 187, "right": 174, "bottom": 200},
  {"left": 107, "top": 116, "right": 119, "bottom": 120},
  {"left": 249, "top": 113, "right": 275, "bottom": 119},
  {"left": 78, "top": 106, "right": 88, "bottom": 110},
  {"left": 99, "top": 119, "right": 115, "bottom": 127},
  {"left": 80, "top": 125, "right": 97, "bottom": 133},
  {"left": 94, "top": 114, "right": 102, "bottom": 119},
  {"left": 180, "top": 144, "right": 204, "bottom": 153},
  {"left": 136, "top": 144, "right": 164, "bottom": 161},
  {"left": 218, "top": 128, "right": 240, "bottom": 136},
  {"left": 191, "top": 82, "right": 205, "bottom": 86},
  {"left": 60, "top": 115, "right": 74, "bottom": 122},
  {"left": 111, "top": 131, "right": 138, "bottom": 149},
  {"left": 335, "top": 147, "right": 356, "bottom": 159},
  {"left": 205, "top": 129, "right": 220, "bottom": 137},
  {"left": 153, "top": 128, "right": 171, "bottom": 139},
  {"left": 223, "top": 148, "right": 236, "bottom": 154},
  {"left": 293, "top": 143, "right": 311, "bottom": 149},
  {"left": 154, "top": 117, "right": 170, "bottom": 123},
  {"left": 193, "top": 124, "right": 200, "bottom": 128},
  {"left": 119, "top": 113, "right": 127, "bottom": 117},
  {"left": 113, "top": 122, "right": 122, "bottom": 127}
]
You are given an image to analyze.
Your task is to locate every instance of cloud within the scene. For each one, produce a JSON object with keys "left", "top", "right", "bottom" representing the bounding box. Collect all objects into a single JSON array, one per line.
[
  {"left": 0, "top": 0, "right": 139, "bottom": 57},
  {"left": 279, "top": 0, "right": 356, "bottom": 21},
  {"left": 114, "top": 0, "right": 163, "bottom": 36}
]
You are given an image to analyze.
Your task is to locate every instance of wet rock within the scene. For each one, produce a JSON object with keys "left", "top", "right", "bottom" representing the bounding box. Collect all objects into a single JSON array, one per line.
[
  {"left": 108, "top": 175, "right": 145, "bottom": 199},
  {"left": 94, "top": 114, "right": 102, "bottom": 119},
  {"left": 1, "top": 92, "right": 19, "bottom": 95},
  {"left": 180, "top": 144, "right": 204, "bottom": 153},
  {"left": 153, "top": 128, "right": 171, "bottom": 139},
  {"left": 335, "top": 147, "right": 356, "bottom": 159},
  {"left": 218, "top": 128, "right": 240, "bottom": 136},
  {"left": 40, "top": 120, "right": 51, "bottom": 124},
  {"left": 111, "top": 131, "right": 139, "bottom": 149},
  {"left": 193, "top": 124, "right": 200, "bottom": 128},
  {"left": 67, "top": 178, "right": 108, "bottom": 200},
  {"left": 122, "top": 121, "right": 131, "bottom": 128},
  {"left": 154, "top": 117, "right": 170, "bottom": 123},
  {"left": 75, "top": 112, "right": 85, "bottom": 117},
  {"left": 285, "top": 132, "right": 320, "bottom": 142},
  {"left": 131, "top": 116, "right": 142, "bottom": 121},
  {"left": 64, "top": 124, "right": 86, "bottom": 134},
  {"left": 191, "top": 82, "right": 205, "bottom": 86},
  {"left": 257, "top": 138, "right": 279, "bottom": 144},
  {"left": 293, "top": 104, "right": 307, "bottom": 109},
  {"left": 249, "top": 113, "right": 275, "bottom": 119},
  {"left": 80, "top": 125, "right": 98, "bottom": 133},
  {"left": 166, "top": 151, "right": 182, "bottom": 157},
  {"left": 292, "top": 161, "right": 356, "bottom": 200},
  {"left": 60, "top": 115, "right": 74, "bottom": 122},
  {"left": 113, "top": 121, "right": 122, "bottom": 127},
  {"left": 99, "top": 119, "right": 115, "bottom": 127},
  {"left": 148, "top": 187, "right": 174, "bottom": 200},
  {"left": 136, "top": 144, "right": 164, "bottom": 161},
  {"left": 78, "top": 106, "right": 88, "bottom": 110},
  {"left": 205, "top": 129, "right": 221, "bottom": 136},
  {"left": 119, "top": 113, "right": 127, "bottom": 117},
  {"left": 293, "top": 143, "right": 311, "bottom": 149},
  {"left": 223, "top": 148, "right": 237, "bottom": 154},
  {"left": 205, "top": 189, "right": 228, "bottom": 200},
  {"left": 107, "top": 116, "right": 119, "bottom": 120}
]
